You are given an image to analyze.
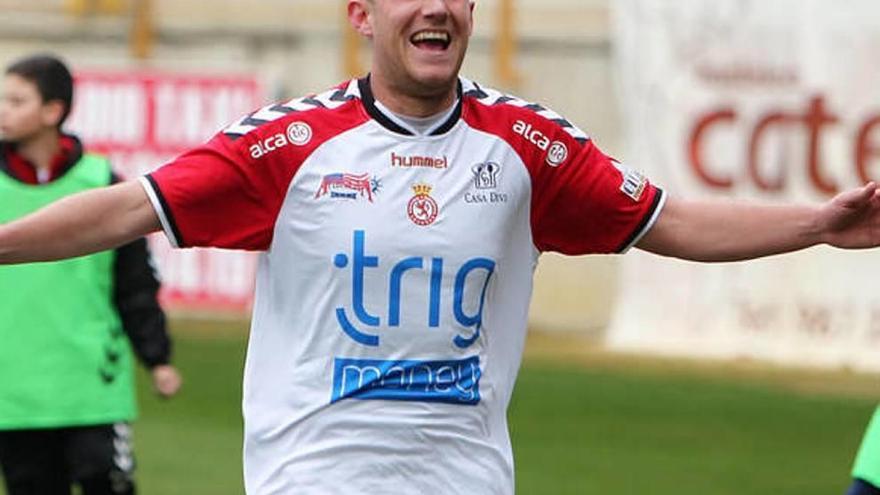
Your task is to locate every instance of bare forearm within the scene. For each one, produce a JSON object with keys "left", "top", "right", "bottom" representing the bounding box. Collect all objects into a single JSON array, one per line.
[
  {"left": 637, "top": 197, "right": 823, "bottom": 262},
  {"left": 0, "top": 181, "right": 160, "bottom": 263}
]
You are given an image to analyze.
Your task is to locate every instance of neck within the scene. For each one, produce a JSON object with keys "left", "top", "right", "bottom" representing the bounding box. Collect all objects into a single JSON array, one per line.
[
  {"left": 369, "top": 73, "right": 458, "bottom": 118},
  {"left": 15, "top": 130, "right": 61, "bottom": 172}
]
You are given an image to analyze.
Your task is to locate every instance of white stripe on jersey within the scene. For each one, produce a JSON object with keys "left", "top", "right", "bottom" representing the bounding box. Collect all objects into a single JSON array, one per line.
[{"left": 139, "top": 177, "right": 180, "bottom": 248}]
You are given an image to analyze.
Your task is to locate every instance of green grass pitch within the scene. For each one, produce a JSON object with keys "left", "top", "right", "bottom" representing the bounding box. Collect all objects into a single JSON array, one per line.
[{"left": 4, "top": 321, "right": 874, "bottom": 494}]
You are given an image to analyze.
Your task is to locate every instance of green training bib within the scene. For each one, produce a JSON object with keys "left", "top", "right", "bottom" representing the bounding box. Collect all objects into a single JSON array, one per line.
[
  {"left": 854, "top": 406, "right": 880, "bottom": 486},
  {"left": 0, "top": 155, "right": 136, "bottom": 429}
]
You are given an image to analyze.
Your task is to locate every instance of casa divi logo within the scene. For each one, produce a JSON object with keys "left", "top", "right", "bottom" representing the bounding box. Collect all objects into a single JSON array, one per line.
[
  {"left": 331, "top": 230, "right": 496, "bottom": 349},
  {"left": 472, "top": 162, "right": 500, "bottom": 190},
  {"left": 465, "top": 162, "right": 508, "bottom": 205},
  {"left": 512, "top": 119, "right": 569, "bottom": 167},
  {"left": 249, "top": 121, "right": 313, "bottom": 159}
]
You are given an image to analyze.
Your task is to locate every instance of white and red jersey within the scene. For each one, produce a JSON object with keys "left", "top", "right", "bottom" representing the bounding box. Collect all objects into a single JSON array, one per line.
[{"left": 141, "top": 77, "right": 665, "bottom": 495}]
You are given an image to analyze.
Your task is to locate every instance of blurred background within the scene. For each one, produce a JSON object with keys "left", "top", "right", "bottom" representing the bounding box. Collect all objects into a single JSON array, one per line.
[{"left": 1, "top": 0, "right": 878, "bottom": 493}]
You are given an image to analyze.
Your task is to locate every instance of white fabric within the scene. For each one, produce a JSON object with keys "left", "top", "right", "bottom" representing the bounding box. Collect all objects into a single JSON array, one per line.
[
  {"left": 374, "top": 98, "right": 459, "bottom": 136},
  {"left": 241, "top": 120, "right": 535, "bottom": 494}
]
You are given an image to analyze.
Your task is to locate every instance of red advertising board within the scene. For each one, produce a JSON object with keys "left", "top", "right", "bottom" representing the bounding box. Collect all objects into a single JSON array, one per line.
[{"left": 66, "top": 71, "right": 264, "bottom": 313}]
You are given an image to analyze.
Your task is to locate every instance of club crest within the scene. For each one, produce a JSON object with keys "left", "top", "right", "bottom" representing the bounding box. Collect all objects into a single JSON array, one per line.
[{"left": 407, "top": 183, "right": 439, "bottom": 226}]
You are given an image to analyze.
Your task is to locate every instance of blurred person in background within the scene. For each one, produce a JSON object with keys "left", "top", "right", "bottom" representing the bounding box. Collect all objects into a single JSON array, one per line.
[
  {"left": 0, "top": 54, "right": 182, "bottom": 495},
  {"left": 2, "top": 2, "right": 880, "bottom": 494},
  {"left": 848, "top": 406, "right": 880, "bottom": 495}
]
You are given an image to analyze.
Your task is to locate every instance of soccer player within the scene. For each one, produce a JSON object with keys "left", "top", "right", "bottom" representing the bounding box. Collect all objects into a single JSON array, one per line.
[
  {"left": 1, "top": 2, "right": 880, "bottom": 493},
  {"left": 0, "top": 54, "right": 182, "bottom": 495},
  {"left": 847, "top": 406, "right": 880, "bottom": 495}
]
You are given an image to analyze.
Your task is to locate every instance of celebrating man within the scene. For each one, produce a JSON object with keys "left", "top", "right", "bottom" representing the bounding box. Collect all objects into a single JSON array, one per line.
[{"left": 1, "top": 2, "right": 879, "bottom": 494}]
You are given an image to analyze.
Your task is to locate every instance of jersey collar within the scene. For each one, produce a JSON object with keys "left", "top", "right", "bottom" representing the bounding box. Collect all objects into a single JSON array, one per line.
[{"left": 358, "top": 75, "right": 463, "bottom": 137}]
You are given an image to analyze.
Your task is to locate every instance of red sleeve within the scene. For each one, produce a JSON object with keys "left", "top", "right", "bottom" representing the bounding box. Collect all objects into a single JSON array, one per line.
[
  {"left": 529, "top": 138, "right": 664, "bottom": 255},
  {"left": 463, "top": 96, "right": 664, "bottom": 255},
  {"left": 145, "top": 133, "right": 281, "bottom": 250},
  {"left": 144, "top": 93, "right": 367, "bottom": 250}
]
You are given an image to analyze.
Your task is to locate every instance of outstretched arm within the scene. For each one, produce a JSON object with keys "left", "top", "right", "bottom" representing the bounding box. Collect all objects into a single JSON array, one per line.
[
  {"left": 637, "top": 183, "right": 880, "bottom": 262},
  {"left": 0, "top": 180, "right": 160, "bottom": 264}
]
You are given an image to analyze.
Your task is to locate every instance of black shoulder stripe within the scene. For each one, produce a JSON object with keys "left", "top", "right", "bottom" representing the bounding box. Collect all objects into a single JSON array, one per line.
[
  {"left": 551, "top": 118, "right": 573, "bottom": 128},
  {"left": 328, "top": 88, "right": 353, "bottom": 103},
  {"left": 268, "top": 104, "right": 296, "bottom": 114},
  {"left": 240, "top": 116, "right": 270, "bottom": 128},
  {"left": 301, "top": 96, "right": 327, "bottom": 108},
  {"left": 221, "top": 83, "right": 357, "bottom": 141},
  {"left": 463, "top": 82, "right": 490, "bottom": 100},
  {"left": 464, "top": 80, "right": 592, "bottom": 145}
]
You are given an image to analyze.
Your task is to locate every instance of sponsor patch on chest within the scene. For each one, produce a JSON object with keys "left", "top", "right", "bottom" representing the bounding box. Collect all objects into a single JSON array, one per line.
[{"left": 315, "top": 173, "right": 381, "bottom": 202}]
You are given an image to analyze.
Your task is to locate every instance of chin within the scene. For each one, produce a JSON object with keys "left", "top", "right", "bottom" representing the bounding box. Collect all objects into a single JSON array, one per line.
[{"left": 409, "top": 70, "right": 458, "bottom": 95}]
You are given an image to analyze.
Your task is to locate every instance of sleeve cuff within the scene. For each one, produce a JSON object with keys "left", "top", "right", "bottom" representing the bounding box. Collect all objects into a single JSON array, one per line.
[
  {"left": 139, "top": 175, "right": 182, "bottom": 248},
  {"left": 616, "top": 188, "right": 667, "bottom": 253}
]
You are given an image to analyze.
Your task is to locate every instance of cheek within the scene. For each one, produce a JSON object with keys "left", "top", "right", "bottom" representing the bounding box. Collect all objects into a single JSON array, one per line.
[
  {"left": 39, "top": 107, "right": 59, "bottom": 126},
  {"left": 1, "top": 107, "right": 42, "bottom": 132}
]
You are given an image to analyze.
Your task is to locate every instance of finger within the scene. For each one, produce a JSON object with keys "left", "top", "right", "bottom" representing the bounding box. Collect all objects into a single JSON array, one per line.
[
  {"left": 863, "top": 183, "right": 880, "bottom": 209},
  {"left": 842, "top": 182, "right": 877, "bottom": 208}
]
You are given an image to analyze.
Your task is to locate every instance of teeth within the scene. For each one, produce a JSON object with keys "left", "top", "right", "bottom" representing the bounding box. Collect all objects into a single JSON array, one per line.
[{"left": 412, "top": 31, "right": 450, "bottom": 43}]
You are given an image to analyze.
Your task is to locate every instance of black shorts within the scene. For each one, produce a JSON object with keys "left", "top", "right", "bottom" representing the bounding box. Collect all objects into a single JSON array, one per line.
[
  {"left": 848, "top": 478, "right": 880, "bottom": 495},
  {"left": 0, "top": 423, "right": 135, "bottom": 495}
]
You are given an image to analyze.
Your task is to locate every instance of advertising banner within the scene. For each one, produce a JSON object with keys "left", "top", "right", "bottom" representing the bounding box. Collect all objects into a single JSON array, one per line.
[
  {"left": 611, "top": 0, "right": 880, "bottom": 371},
  {"left": 67, "top": 72, "right": 263, "bottom": 313}
]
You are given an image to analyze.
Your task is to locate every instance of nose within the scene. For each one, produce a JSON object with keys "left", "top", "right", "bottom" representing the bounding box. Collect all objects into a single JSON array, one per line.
[{"left": 421, "top": 0, "right": 449, "bottom": 20}]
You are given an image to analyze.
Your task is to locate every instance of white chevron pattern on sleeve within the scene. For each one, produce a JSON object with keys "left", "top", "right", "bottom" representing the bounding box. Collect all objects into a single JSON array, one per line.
[
  {"left": 461, "top": 78, "right": 589, "bottom": 144},
  {"left": 223, "top": 80, "right": 360, "bottom": 140}
]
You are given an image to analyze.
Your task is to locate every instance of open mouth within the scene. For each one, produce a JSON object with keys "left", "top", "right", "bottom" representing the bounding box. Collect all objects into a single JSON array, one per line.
[{"left": 410, "top": 30, "right": 451, "bottom": 51}]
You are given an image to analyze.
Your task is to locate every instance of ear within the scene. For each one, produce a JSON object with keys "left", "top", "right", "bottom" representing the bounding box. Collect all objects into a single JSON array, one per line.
[
  {"left": 467, "top": 1, "right": 476, "bottom": 36},
  {"left": 348, "top": 0, "right": 374, "bottom": 39},
  {"left": 41, "top": 100, "right": 66, "bottom": 129}
]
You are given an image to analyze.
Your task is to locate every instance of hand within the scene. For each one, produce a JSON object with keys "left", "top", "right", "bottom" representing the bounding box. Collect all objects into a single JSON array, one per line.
[
  {"left": 817, "top": 182, "right": 880, "bottom": 249},
  {"left": 151, "top": 364, "right": 182, "bottom": 398}
]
